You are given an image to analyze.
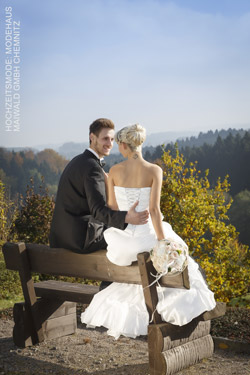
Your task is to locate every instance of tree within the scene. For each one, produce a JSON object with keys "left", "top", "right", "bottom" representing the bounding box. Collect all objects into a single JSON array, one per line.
[
  {"left": 36, "top": 149, "right": 68, "bottom": 174},
  {"left": 228, "top": 190, "right": 250, "bottom": 246},
  {"left": 159, "top": 147, "right": 250, "bottom": 302},
  {"left": 8, "top": 178, "right": 92, "bottom": 286},
  {"left": 0, "top": 148, "right": 68, "bottom": 199}
]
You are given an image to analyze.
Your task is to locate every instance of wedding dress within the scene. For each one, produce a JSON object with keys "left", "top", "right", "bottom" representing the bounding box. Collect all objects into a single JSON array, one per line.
[{"left": 81, "top": 187, "right": 216, "bottom": 339}]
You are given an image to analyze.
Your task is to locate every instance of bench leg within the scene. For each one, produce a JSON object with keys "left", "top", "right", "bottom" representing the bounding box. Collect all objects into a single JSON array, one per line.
[
  {"left": 148, "top": 319, "right": 214, "bottom": 375},
  {"left": 13, "top": 243, "right": 44, "bottom": 345},
  {"left": 13, "top": 302, "right": 33, "bottom": 347},
  {"left": 13, "top": 299, "right": 77, "bottom": 347},
  {"left": 137, "top": 252, "right": 162, "bottom": 324}
]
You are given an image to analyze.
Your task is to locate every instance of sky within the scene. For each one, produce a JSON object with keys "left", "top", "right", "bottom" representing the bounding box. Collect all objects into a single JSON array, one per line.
[{"left": 1, "top": 0, "right": 250, "bottom": 148}]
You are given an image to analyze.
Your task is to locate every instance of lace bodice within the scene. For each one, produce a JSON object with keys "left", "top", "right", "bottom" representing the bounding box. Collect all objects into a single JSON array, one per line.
[
  {"left": 114, "top": 186, "right": 152, "bottom": 235},
  {"left": 114, "top": 186, "right": 151, "bottom": 212}
]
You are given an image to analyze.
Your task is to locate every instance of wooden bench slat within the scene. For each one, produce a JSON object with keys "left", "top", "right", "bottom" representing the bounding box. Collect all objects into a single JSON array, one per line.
[
  {"left": 3, "top": 242, "right": 190, "bottom": 288},
  {"left": 27, "top": 244, "right": 142, "bottom": 284},
  {"left": 34, "top": 280, "right": 99, "bottom": 304}
]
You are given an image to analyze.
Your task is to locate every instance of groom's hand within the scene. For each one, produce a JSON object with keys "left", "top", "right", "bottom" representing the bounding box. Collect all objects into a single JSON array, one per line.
[{"left": 125, "top": 201, "right": 149, "bottom": 225}]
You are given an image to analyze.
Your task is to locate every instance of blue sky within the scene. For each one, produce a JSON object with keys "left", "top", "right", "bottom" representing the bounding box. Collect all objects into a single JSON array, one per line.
[{"left": 1, "top": 0, "right": 250, "bottom": 147}]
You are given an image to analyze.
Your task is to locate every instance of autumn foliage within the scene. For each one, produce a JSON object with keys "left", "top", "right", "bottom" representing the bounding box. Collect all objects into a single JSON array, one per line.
[
  {"left": 0, "top": 180, "right": 12, "bottom": 248},
  {"left": 159, "top": 148, "right": 250, "bottom": 302}
]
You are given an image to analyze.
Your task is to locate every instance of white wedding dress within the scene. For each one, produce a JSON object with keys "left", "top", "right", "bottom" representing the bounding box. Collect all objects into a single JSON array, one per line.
[{"left": 81, "top": 187, "right": 216, "bottom": 339}]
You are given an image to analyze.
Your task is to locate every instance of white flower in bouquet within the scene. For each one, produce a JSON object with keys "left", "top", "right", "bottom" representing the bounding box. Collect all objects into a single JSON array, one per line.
[{"left": 150, "top": 238, "right": 188, "bottom": 276}]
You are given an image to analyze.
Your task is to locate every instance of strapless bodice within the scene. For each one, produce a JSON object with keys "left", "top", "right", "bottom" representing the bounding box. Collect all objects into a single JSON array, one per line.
[
  {"left": 114, "top": 186, "right": 153, "bottom": 236},
  {"left": 114, "top": 186, "right": 151, "bottom": 212}
]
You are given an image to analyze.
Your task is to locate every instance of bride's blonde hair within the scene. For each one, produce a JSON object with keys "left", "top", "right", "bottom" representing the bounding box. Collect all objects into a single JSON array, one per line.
[{"left": 115, "top": 124, "right": 146, "bottom": 152}]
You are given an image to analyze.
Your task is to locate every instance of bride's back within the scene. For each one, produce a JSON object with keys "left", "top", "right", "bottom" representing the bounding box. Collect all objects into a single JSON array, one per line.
[{"left": 110, "top": 158, "right": 158, "bottom": 188}]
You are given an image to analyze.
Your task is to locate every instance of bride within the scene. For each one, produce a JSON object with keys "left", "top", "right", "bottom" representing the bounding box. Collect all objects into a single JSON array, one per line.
[{"left": 81, "top": 124, "right": 216, "bottom": 339}]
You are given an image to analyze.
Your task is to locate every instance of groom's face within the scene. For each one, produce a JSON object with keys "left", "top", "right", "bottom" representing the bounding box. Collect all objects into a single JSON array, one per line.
[{"left": 90, "top": 128, "right": 115, "bottom": 158}]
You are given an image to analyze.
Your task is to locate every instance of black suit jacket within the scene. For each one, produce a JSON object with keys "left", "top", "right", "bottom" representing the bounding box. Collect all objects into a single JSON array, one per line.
[{"left": 49, "top": 149, "right": 127, "bottom": 252}]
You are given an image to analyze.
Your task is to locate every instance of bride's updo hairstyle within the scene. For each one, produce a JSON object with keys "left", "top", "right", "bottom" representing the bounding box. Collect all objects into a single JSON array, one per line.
[{"left": 115, "top": 124, "right": 146, "bottom": 152}]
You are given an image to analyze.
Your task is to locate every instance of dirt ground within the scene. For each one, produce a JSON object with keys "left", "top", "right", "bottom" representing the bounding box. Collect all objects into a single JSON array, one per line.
[{"left": 0, "top": 318, "right": 250, "bottom": 375}]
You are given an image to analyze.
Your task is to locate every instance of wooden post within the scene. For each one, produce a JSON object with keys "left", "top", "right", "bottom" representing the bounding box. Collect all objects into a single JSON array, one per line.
[
  {"left": 148, "top": 320, "right": 213, "bottom": 375},
  {"left": 137, "top": 252, "right": 162, "bottom": 324},
  {"left": 13, "top": 303, "right": 33, "bottom": 347},
  {"left": 13, "top": 243, "right": 44, "bottom": 345},
  {"left": 13, "top": 300, "right": 77, "bottom": 347},
  {"left": 182, "top": 266, "right": 190, "bottom": 289},
  {"left": 148, "top": 324, "right": 166, "bottom": 375}
]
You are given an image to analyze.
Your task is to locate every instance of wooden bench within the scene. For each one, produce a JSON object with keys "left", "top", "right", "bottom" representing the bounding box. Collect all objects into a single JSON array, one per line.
[{"left": 2, "top": 242, "right": 226, "bottom": 375}]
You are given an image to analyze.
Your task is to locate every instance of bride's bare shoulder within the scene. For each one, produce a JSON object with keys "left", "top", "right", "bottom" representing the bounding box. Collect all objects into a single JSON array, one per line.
[
  {"left": 109, "top": 161, "right": 126, "bottom": 174},
  {"left": 144, "top": 160, "right": 162, "bottom": 175}
]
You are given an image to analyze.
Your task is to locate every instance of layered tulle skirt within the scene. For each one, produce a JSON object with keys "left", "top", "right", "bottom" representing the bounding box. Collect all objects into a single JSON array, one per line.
[{"left": 81, "top": 256, "right": 216, "bottom": 340}]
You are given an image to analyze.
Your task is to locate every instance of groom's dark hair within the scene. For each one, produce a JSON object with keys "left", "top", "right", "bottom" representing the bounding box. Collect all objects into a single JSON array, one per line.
[{"left": 89, "top": 118, "right": 115, "bottom": 144}]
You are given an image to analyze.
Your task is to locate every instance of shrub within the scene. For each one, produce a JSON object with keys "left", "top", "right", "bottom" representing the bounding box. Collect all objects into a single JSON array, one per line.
[
  {"left": 0, "top": 251, "right": 22, "bottom": 300},
  {"left": 0, "top": 179, "right": 14, "bottom": 247},
  {"left": 159, "top": 148, "right": 250, "bottom": 303},
  {"left": 10, "top": 178, "right": 54, "bottom": 244},
  {"left": 0, "top": 179, "right": 22, "bottom": 300},
  {"left": 201, "top": 239, "right": 250, "bottom": 302},
  {"left": 9, "top": 178, "right": 97, "bottom": 286}
]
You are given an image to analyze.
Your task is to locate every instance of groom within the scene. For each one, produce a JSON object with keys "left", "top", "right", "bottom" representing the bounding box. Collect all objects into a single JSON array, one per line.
[{"left": 49, "top": 118, "right": 149, "bottom": 253}]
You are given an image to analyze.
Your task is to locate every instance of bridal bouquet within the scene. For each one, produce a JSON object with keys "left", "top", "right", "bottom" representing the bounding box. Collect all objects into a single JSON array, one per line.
[{"left": 150, "top": 238, "right": 188, "bottom": 276}]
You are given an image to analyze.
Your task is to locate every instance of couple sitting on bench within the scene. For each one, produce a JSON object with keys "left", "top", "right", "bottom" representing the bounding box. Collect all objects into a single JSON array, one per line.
[{"left": 49, "top": 118, "right": 216, "bottom": 340}]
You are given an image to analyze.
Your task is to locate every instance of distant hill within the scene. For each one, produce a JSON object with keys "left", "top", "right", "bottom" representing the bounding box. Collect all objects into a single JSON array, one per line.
[
  {"left": 57, "top": 142, "right": 89, "bottom": 160},
  {"left": 36, "top": 127, "right": 250, "bottom": 159},
  {"left": 145, "top": 128, "right": 250, "bottom": 194},
  {"left": 104, "top": 127, "right": 250, "bottom": 166},
  {"left": 143, "top": 130, "right": 199, "bottom": 146},
  {"left": 5, "top": 130, "right": 200, "bottom": 158},
  {"left": 176, "top": 128, "right": 249, "bottom": 149},
  {"left": 5, "top": 127, "right": 250, "bottom": 161},
  {"left": 56, "top": 131, "right": 200, "bottom": 157}
]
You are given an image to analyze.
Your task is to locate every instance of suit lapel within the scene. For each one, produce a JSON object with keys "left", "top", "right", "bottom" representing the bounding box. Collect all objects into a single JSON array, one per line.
[{"left": 83, "top": 149, "right": 101, "bottom": 165}]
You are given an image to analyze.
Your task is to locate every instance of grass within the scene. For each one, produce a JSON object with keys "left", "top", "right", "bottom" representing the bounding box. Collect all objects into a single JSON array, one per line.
[
  {"left": 228, "top": 293, "right": 250, "bottom": 308},
  {"left": 0, "top": 295, "right": 23, "bottom": 310}
]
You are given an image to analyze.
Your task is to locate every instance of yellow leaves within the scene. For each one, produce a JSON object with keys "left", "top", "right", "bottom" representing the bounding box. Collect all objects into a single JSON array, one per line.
[
  {"left": 200, "top": 239, "right": 250, "bottom": 302},
  {"left": 159, "top": 148, "right": 250, "bottom": 303}
]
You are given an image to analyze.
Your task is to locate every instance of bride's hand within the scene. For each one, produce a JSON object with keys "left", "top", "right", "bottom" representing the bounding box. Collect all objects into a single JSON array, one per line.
[{"left": 125, "top": 201, "right": 149, "bottom": 225}]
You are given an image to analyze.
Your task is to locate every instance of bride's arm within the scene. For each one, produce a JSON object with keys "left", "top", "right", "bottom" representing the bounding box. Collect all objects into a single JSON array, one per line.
[
  {"left": 149, "top": 165, "right": 165, "bottom": 240},
  {"left": 107, "top": 167, "right": 119, "bottom": 210}
]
